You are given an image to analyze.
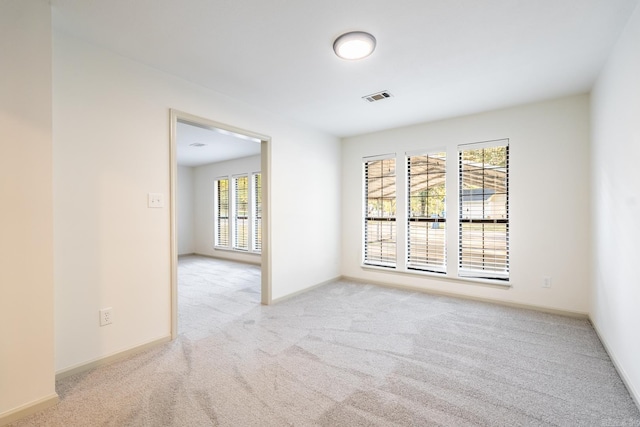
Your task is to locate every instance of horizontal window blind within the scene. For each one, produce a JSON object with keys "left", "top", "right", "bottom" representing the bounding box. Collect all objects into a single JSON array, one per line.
[
  {"left": 458, "top": 140, "right": 509, "bottom": 280},
  {"left": 407, "top": 152, "right": 446, "bottom": 273},
  {"left": 364, "top": 156, "right": 396, "bottom": 267},
  {"left": 253, "top": 172, "right": 262, "bottom": 252},
  {"left": 233, "top": 175, "right": 249, "bottom": 251},
  {"left": 215, "top": 178, "right": 229, "bottom": 247}
]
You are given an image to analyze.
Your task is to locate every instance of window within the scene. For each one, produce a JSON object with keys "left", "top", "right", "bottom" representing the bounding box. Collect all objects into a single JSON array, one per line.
[
  {"left": 252, "top": 172, "right": 262, "bottom": 252},
  {"left": 233, "top": 175, "right": 249, "bottom": 251},
  {"left": 214, "top": 172, "right": 261, "bottom": 254},
  {"left": 458, "top": 140, "right": 509, "bottom": 280},
  {"left": 214, "top": 178, "right": 229, "bottom": 247},
  {"left": 363, "top": 156, "right": 396, "bottom": 267},
  {"left": 407, "top": 151, "right": 446, "bottom": 273},
  {"left": 362, "top": 140, "right": 510, "bottom": 283}
]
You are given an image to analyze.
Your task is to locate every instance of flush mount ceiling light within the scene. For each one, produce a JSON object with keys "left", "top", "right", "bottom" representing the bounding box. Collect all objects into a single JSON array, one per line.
[{"left": 333, "top": 31, "right": 376, "bottom": 60}]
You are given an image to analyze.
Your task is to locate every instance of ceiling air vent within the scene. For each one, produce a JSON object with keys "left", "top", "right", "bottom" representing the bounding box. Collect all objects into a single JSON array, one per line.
[{"left": 362, "top": 91, "right": 393, "bottom": 103}]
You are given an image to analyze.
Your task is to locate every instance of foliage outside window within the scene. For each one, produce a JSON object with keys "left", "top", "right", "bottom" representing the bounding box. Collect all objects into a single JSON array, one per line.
[
  {"left": 363, "top": 156, "right": 396, "bottom": 267},
  {"left": 215, "top": 172, "right": 261, "bottom": 254},
  {"left": 214, "top": 178, "right": 229, "bottom": 247},
  {"left": 233, "top": 175, "right": 249, "bottom": 251},
  {"left": 458, "top": 140, "right": 509, "bottom": 280},
  {"left": 407, "top": 151, "right": 446, "bottom": 273},
  {"left": 362, "top": 139, "right": 509, "bottom": 284},
  {"left": 253, "top": 173, "right": 262, "bottom": 252}
]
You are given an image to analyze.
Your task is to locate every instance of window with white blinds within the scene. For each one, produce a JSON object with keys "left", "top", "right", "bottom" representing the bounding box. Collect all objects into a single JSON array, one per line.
[
  {"left": 407, "top": 151, "right": 446, "bottom": 273},
  {"left": 363, "top": 156, "right": 396, "bottom": 267},
  {"left": 252, "top": 172, "right": 262, "bottom": 252},
  {"left": 458, "top": 140, "right": 509, "bottom": 280},
  {"left": 233, "top": 175, "right": 249, "bottom": 251},
  {"left": 214, "top": 178, "right": 230, "bottom": 247}
]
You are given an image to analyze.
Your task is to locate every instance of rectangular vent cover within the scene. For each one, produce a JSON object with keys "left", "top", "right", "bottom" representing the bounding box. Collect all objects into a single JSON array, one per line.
[{"left": 362, "top": 91, "right": 393, "bottom": 103}]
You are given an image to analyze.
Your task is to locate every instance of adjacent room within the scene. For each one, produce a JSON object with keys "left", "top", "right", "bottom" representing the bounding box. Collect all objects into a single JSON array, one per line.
[
  {"left": 176, "top": 119, "right": 264, "bottom": 338},
  {"left": 2, "top": 0, "right": 639, "bottom": 425}
]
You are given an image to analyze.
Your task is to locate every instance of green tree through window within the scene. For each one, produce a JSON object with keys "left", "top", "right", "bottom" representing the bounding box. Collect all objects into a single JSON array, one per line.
[
  {"left": 407, "top": 152, "right": 446, "bottom": 272},
  {"left": 215, "top": 178, "right": 229, "bottom": 247},
  {"left": 459, "top": 141, "right": 509, "bottom": 279}
]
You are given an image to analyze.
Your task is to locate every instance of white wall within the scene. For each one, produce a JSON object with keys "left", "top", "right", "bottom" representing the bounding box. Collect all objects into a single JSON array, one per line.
[
  {"left": 590, "top": 3, "right": 640, "bottom": 405},
  {"left": 177, "top": 165, "right": 195, "bottom": 255},
  {"left": 194, "top": 155, "right": 262, "bottom": 264},
  {"left": 342, "top": 95, "right": 591, "bottom": 314},
  {"left": 53, "top": 32, "right": 341, "bottom": 372},
  {"left": 0, "top": 0, "right": 57, "bottom": 418}
]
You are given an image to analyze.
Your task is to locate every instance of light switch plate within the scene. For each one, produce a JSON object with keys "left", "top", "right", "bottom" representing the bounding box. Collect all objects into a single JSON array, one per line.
[{"left": 148, "top": 193, "right": 164, "bottom": 208}]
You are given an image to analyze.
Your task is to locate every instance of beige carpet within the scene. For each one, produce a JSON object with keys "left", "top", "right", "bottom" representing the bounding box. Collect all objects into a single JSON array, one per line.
[{"left": 12, "top": 255, "right": 640, "bottom": 426}]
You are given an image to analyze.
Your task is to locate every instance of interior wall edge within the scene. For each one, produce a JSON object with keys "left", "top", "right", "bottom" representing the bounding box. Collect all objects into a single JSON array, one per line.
[
  {"left": 55, "top": 336, "right": 171, "bottom": 381},
  {"left": 0, "top": 394, "right": 59, "bottom": 427},
  {"left": 590, "top": 317, "right": 640, "bottom": 411},
  {"left": 269, "top": 275, "right": 342, "bottom": 305}
]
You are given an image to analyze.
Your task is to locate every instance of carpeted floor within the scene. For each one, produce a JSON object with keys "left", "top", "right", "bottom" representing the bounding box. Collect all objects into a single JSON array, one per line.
[{"left": 12, "top": 255, "right": 640, "bottom": 426}]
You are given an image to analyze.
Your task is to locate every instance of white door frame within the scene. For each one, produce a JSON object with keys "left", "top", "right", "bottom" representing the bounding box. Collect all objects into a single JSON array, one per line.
[{"left": 169, "top": 109, "right": 272, "bottom": 340}]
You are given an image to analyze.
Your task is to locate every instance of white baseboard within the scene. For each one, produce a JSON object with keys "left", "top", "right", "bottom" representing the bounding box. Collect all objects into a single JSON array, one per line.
[
  {"left": 341, "top": 275, "right": 589, "bottom": 319},
  {"left": 270, "top": 276, "right": 341, "bottom": 304},
  {"left": 338, "top": 276, "right": 637, "bottom": 410},
  {"left": 590, "top": 318, "right": 640, "bottom": 411},
  {"left": 55, "top": 335, "right": 171, "bottom": 380},
  {"left": 192, "top": 252, "right": 261, "bottom": 266},
  {"left": 2, "top": 336, "right": 171, "bottom": 425},
  {"left": 269, "top": 274, "right": 589, "bottom": 318},
  {"left": 0, "top": 393, "right": 59, "bottom": 427}
]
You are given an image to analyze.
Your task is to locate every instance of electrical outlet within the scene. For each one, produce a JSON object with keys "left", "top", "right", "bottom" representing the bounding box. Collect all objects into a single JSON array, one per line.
[
  {"left": 99, "top": 307, "right": 113, "bottom": 326},
  {"left": 148, "top": 193, "right": 164, "bottom": 208},
  {"left": 543, "top": 277, "right": 552, "bottom": 288}
]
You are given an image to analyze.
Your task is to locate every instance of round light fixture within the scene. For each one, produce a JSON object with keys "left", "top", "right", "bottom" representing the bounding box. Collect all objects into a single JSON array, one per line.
[{"left": 333, "top": 31, "right": 376, "bottom": 60}]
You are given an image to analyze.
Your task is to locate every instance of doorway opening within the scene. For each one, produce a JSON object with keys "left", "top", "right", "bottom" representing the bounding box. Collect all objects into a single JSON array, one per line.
[{"left": 170, "top": 110, "right": 271, "bottom": 339}]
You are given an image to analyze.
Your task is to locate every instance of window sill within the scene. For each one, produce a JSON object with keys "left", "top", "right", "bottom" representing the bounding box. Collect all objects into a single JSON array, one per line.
[
  {"left": 214, "top": 246, "right": 261, "bottom": 256},
  {"left": 360, "top": 264, "right": 512, "bottom": 288}
]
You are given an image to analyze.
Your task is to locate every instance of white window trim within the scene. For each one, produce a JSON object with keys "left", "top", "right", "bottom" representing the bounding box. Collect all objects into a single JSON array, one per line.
[
  {"left": 405, "top": 149, "right": 447, "bottom": 274},
  {"left": 361, "top": 263, "right": 511, "bottom": 287},
  {"left": 359, "top": 143, "right": 511, "bottom": 287},
  {"left": 457, "top": 139, "right": 510, "bottom": 281},
  {"left": 214, "top": 172, "right": 261, "bottom": 254},
  {"left": 232, "top": 174, "right": 249, "bottom": 251},
  {"left": 214, "top": 176, "right": 230, "bottom": 249},
  {"left": 251, "top": 171, "right": 262, "bottom": 253},
  {"left": 458, "top": 138, "right": 508, "bottom": 150},
  {"left": 362, "top": 154, "right": 397, "bottom": 268}
]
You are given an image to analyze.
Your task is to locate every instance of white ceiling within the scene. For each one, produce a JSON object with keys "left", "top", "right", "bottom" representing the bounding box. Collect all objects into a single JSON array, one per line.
[
  {"left": 51, "top": 0, "right": 639, "bottom": 138},
  {"left": 176, "top": 121, "right": 261, "bottom": 167}
]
